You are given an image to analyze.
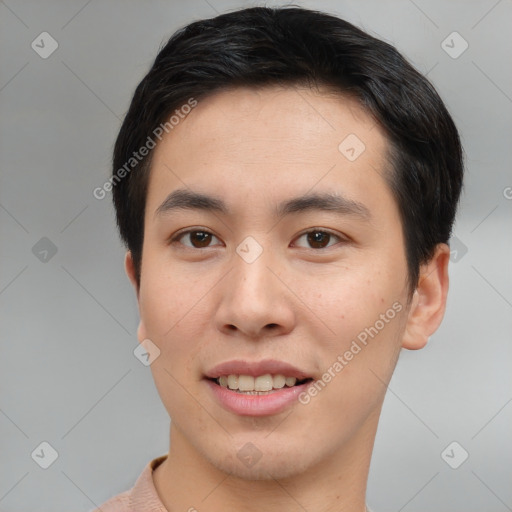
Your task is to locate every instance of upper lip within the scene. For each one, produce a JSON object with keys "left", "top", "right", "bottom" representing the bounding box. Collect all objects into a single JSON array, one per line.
[{"left": 204, "top": 359, "right": 312, "bottom": 380}]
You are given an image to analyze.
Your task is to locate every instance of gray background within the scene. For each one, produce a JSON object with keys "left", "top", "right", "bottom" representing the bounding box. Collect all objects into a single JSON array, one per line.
[{"left": 1, "top": 0, "right": 511, "bottom": 511}]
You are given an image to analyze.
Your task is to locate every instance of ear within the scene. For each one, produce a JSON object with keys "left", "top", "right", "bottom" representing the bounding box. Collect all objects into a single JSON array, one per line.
[
  {"left": 401, "top": 243, "right": 450, "bottom": 350},
  {"left": 124, "top": 251, "right": 139, "bottom": 298},
  {"left": 124, "top": 251, "right": 147, "bottom": 342}
]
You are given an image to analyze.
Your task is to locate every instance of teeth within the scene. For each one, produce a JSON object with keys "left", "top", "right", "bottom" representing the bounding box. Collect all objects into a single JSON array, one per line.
[
  {"left": 285, "top": 376, "right": 297, "bottom": 387},
  {"left": 216, "top": 373, "right": 302, "bottom": 392},
  {"left": 273, "top": 374, "right": 286, "bottom": 389},
  {"left": 238, "top": 375, "right": 254, "bottom": 391},
  {"left": 227, "top": 375, "right": 239, "bottom": 389},
  {"left": 255, "top": 374, "right": 273, "bottom": 391}
]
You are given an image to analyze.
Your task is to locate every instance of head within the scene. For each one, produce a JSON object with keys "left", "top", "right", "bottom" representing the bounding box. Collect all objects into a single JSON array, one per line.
[{"left": 112, "top": 7, "right": 463, "bottom": 481}]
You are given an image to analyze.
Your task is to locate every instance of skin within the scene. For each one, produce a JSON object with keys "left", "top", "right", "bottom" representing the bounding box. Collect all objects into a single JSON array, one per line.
[{"left": 124, "top": 86, "right": 450, "bottom": 512}]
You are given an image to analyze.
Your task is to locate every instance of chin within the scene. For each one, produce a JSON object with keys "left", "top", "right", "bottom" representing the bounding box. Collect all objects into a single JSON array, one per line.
[{"left": 203, "top": 437, "right": 321, "bottom": 481}]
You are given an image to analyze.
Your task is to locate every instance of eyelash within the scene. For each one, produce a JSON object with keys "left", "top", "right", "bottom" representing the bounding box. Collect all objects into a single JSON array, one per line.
[{"left": 169, "top": 227, "right": 347, "bottom": 251}]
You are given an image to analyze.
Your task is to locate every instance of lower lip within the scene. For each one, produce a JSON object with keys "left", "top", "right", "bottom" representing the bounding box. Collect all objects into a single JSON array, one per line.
[{"left": 206, "top": 379, "right": 311, "bottom": 416}]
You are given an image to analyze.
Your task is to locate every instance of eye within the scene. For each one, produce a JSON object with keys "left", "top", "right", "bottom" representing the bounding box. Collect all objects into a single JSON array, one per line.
[
  {"left": 171, "top": 229, "right": 222, "bottom": 249},
  {"left": 294, "top": 229, "right": 345, "bottom": 249}
]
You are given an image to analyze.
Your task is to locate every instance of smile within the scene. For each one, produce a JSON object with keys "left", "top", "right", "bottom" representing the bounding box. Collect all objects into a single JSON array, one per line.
[
  {"left": 205, "top": 360, "right": 314, "bottom": 416},
  {"left": 215, "top": 374, "right": 310, "bottom": 393}
]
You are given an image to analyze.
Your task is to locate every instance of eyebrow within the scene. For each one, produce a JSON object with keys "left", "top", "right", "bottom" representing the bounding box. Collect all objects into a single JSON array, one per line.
[{"left": 155, "top": 187, "right": 371, "bottom": 221}]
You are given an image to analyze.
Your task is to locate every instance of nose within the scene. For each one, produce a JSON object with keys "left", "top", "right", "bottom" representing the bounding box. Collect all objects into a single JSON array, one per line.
[{"left": 214, "top": 246, "right": 296, "bottom": 340}]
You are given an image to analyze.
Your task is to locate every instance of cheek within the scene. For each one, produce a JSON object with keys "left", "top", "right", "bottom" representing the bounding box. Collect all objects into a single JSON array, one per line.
[
  {"left": 138, "top": 268, "right": 202, "bottom": 357},
  {"left": 305, "top": 263, "right": 396, "bottom": 332},
  {"left": 138, "top": 257, "right": 226, "bottom": 383},
  {"left": 301, "top": 256, "right": 407, "bottom": 383},
  {"left": 140, "top": 245, "right": 195, "bottom": 325},
  {"left": 303, "top": 280, "right": 406, "bottom": 429},
  {"left": 139, "top": 275, "right": 207, "bottom": 414}
]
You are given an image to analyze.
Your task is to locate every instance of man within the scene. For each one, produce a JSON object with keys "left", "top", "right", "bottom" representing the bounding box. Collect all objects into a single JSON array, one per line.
[{"left": 94, "top": 6, "right": 463, "bottom": 511}]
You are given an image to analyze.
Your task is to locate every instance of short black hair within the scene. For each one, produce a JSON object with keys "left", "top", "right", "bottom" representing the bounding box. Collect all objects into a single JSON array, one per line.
[{"left": 112, "top": 6, "right": 464, "bottom": 296}]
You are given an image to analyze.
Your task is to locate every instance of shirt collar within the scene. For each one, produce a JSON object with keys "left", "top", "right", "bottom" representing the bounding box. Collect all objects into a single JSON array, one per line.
[{"left": 129, "top": 454, "right": 168, "bottom": 511}]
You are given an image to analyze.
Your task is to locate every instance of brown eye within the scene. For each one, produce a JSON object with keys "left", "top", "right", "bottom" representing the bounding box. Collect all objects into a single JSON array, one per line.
[
  {"left": 174, "top": 230, "right": 220, "bottom": 248},
  {"left": 295, "top": 230, "right": 343, "bottom": 249},
  {"left": 189, "top": 231, "right": 212, "bottom": 248},
  {"left": 307, "top": 231, "right": 331, "bottom": 249}
]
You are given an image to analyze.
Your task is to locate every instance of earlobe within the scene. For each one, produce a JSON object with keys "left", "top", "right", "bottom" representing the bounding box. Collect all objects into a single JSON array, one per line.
[{"left": 401, "top": 243, "right": 450, "bottom": 350}]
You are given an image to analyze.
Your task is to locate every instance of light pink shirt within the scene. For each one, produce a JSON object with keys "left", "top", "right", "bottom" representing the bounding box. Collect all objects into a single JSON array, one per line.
[{"left": 91, "top": 454, "right": 168, "bottom": 511}]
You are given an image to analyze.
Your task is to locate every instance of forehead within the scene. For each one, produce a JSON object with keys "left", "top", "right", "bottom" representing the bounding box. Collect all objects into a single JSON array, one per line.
[
  {"left": 146, "top": 85, "right": 394, "bottom": 221},
  {"left": 158, "top": 85, "right": 383, "bottom": 158}
]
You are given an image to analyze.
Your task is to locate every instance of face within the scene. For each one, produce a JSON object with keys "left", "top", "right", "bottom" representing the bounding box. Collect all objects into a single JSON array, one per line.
[{"left": 130, "top": 86, "right": 414, "bottom": 480}]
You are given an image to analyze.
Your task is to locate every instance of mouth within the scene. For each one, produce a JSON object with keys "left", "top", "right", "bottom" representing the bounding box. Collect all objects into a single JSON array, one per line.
[
  {"left": 208, "top": 374, "right": 313, "bottom": 394},
  {"left": 204, "top": 360, "right": 314, "bottom": 416}
]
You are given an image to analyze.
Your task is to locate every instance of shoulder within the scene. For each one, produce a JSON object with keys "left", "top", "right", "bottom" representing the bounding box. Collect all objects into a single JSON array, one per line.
[
  {"left": 87, "top": 454, "right": 168, "bottom": 512},
  {"left": 88, "top": 489, "right": 131, "bottom": 511}
]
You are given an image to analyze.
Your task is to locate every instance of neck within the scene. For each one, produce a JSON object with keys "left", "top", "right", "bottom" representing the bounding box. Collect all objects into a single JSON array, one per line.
[{"left": 153, "top": 412, "right": 380, "bottom": 512}]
